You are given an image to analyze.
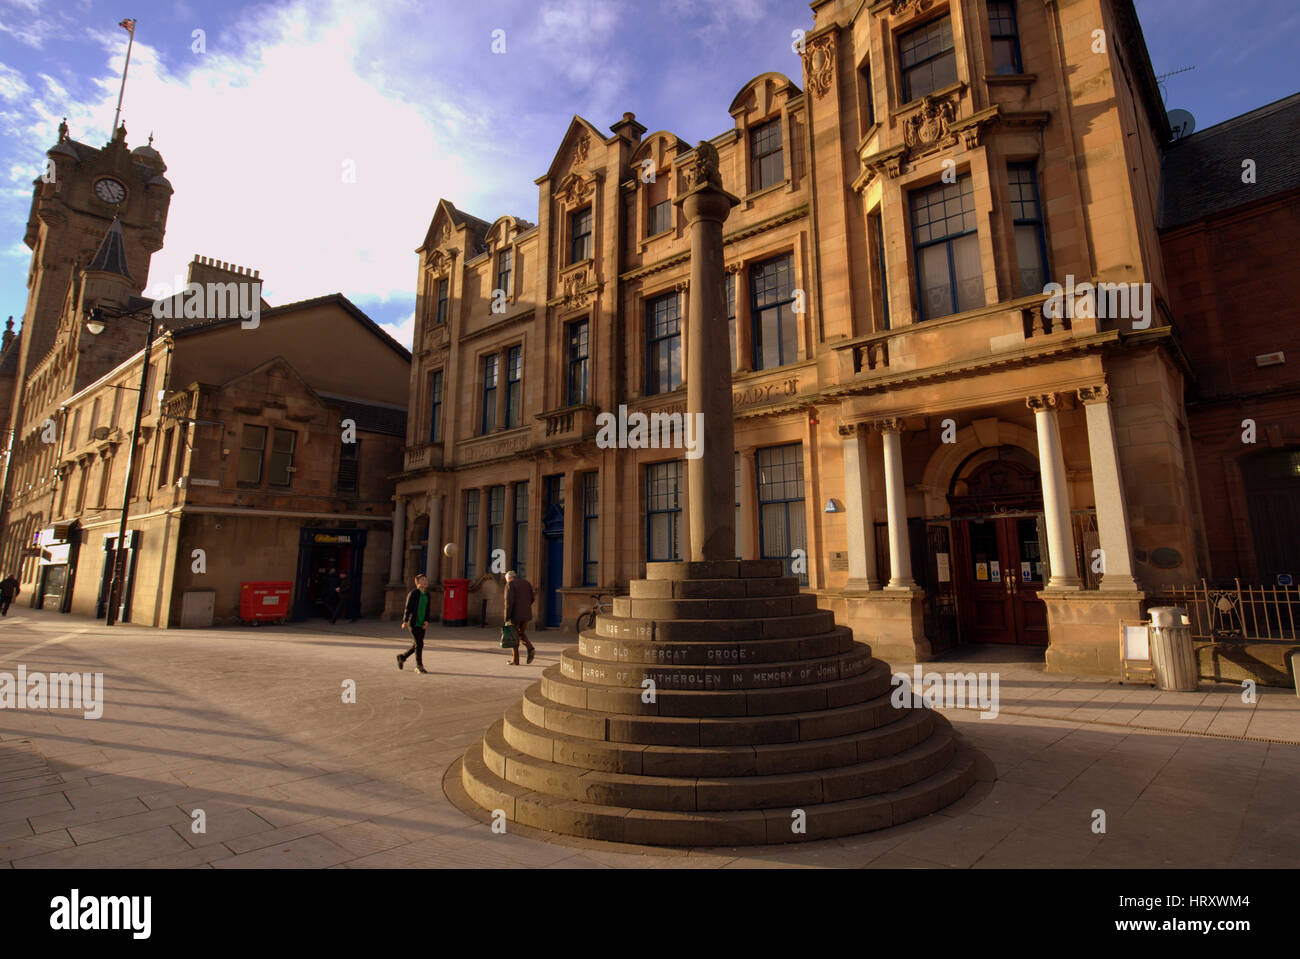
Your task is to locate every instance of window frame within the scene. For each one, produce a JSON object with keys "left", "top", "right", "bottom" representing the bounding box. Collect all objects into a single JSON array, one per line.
[
  {"left": 899, "top": 14, "right": 958, "bottom": 103},
  {"left": 267, "top": 428, "right": 296, "bottom": 488},
  {"left": 481, "top": 353, "right": 498, "bottom": 434},
  {"left": 435, "top": 277, "right": 449, "bottom": 325},
  {"left": 569, "top": 206, "right": 593, "bottom": 264},
  {"left": 582, "top": 470, "right": 599, "bottom": 586},
  {"left": 749, "top": 118, "right": 785, "bottom": 192},
  {"left": 487, "top": 485, "right": 505, "bottom": 571},
  {"left": 428, "top": 369, "right": 443, "bottom": 444},
  {"left": 749, "top": 253, "right": 798, "bottom": 370},
  {"left": 647, "top": 199, "right": 672, "bottom": 237},
  {"left": 512, "top": 480, "right": 529, "bottom": 579},
  {"left": 756, "top": 442, "right": 808, "bottom": 585},
  {"left": 987, "top": 0, "right": 1024, "bottom": 75},
  {"left": 337, "top": 438, "right": 360, "bottom": 494},
  {"left": 463, "top": 489, "right": 480, "bottom": 579},
  {"left": 496, "top": 247, "right": 513, "bottom": 298},
  {"left": 909, "top": 174, "right": 982, "bottom": 321},
  {"left": 645, "top": 460, "right": 682, "bottom": 562},
  {"left": 505, "top": 345, "right": 522, "bottom": 429},
  {"left": 1007, "top": 162, "right": 1050, "bottom": 298},
  {"left": 645, "top": 291, "right": 684, "bottom": 395},
  {"left": 237, "top": 424, "right": 267, "bottom": 485},
  {"left": 567, "top": 320, "right": 589, "bottom": 406}
]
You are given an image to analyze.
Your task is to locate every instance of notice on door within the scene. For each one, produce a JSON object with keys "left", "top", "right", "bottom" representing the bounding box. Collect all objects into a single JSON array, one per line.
[
  {"left": 990, "top": 561, "right": 1001, "bottom": 582},
  {"left": 936, "top": 552, "right": 950, "bottom": 583},
  {"left": 975, "top": 562, "right": 988, "bottom": 581}
]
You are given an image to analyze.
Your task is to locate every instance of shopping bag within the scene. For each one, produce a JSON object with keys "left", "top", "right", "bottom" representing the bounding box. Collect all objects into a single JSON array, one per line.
[{"left": 500, "top": 621, "right": 519, "bottom": 649}]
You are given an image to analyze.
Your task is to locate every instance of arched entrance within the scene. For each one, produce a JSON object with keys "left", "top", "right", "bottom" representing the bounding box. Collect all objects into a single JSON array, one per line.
[{"left": 948, "top": 447, "right": 1050, "bottom": 646}]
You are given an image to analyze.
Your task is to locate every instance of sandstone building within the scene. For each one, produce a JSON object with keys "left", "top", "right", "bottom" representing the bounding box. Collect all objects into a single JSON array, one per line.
[
  {"left": 393, "top": 0, "right": 1225, "bottom": 676},
  {"left": 0, "top": 126, "right": 408, "bottom": 626}
]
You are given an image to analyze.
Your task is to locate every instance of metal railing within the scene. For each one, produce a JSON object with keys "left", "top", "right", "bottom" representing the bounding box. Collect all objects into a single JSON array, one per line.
[{"left": 1151, "top": 579, "right": 1299, "bottom": 641}]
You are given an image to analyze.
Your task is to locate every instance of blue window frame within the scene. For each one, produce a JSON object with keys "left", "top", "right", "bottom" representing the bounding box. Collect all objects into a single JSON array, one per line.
[
  {"left": 582, "top": 471, "right": 598, "bottom": 586},
  {"left": 435, "top": 278, "right": 448, "bottom": 325},
  {"left": 988, "top": 1, "right": 1023, "bottom": 75},
  {"left": 496, "top": 248, "right": 513, "bottom": 297},
  {"left": 910, "top": 174, "right": 982, "bottom": 320},
  {"left": 570, "top": 206, "right": 592, "bottom": 264},
  {"left": 505, "top": 345, "right": 522, "bottom": 428},
  {"left": 428, "top": 369, "right": 442, "bottom": 443},
  {"left": 750, "top": 119, "right": 784, "bottom": 190},
  {"left": 899, "top": 15, "right": 957, "bottom": 102},
  {"left": 645, "top": 461, "right": 681, "bottom": 562},
  {"left": 750, "top": 253, "right": 797, "bottom": 370},
  {"left": 1008, "top": 162, "right": 1049, "bottom": 297},
  {"left": 481, "top": 354, "right": 498, "bottom": 434},
  {"left": 869, "top": 210, "right": 889, "bottom": 330},
  {"left": 513, "top": 481, "right": 529, "bottom": 578},
  {"left": 645, "top": 292, "right": 682, "bottom": 395},
  {"left": 463, "top": 489, "right": 479, "bottom": 578},
  {"left": 757, "top": 443, "right": 807, "bottom": 585},
  {"left": 567, "top": 320, "right": 589, "bottom": 405},
  {"left": 487, "top": 485, "right": 505, "bottom": 571}
]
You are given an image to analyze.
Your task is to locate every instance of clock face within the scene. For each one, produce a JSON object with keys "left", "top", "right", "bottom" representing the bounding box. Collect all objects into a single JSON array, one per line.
[{"left": 93, "top": 178, "right": 127, "bottom": 204}]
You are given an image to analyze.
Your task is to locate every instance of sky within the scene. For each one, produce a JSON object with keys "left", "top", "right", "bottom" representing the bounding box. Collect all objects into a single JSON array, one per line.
[{"left": 0, "top": 0, "right": 1295, "bottom": 349}]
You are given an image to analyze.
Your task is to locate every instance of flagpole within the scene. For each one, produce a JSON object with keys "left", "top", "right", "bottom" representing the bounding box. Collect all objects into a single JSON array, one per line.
[{"left": 111, "top": 19, "right": 136, "bottom": 136}]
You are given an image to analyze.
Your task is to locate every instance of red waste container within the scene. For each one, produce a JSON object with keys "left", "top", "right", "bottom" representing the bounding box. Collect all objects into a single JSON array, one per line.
[
  {"left": 240, "top": 581, "right": 292, "bottom": 625},
  {"left": 442, "top": 578, "right": 469, "bottom": 627}
]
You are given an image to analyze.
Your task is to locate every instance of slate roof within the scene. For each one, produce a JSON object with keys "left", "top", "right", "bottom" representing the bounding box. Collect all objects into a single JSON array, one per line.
[
  {"left": 1159, "top": 92, "right": 1300, "bottom": 229},
  {"left": 317, "top": 394, "right": 408, "bottom": 437},
  {"left": 85, "top": 217, "right": 132, "bottom": 278}
]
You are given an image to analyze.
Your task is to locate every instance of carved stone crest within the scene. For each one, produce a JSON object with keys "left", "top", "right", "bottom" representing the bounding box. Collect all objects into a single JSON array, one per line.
[
  {"left": 555, "top": 172, "right": 593, "bottom": 206},
  {"left": 572, "top": 134, "right": 590, "bottom": 168},
  {"left": 802, "top": 33, "right": 836, "bottom": 100},
  {"left": 889, "top": 0, "right": 931, "bottom": 16},
  {"left": 903, "top": 94, "right": 957, "bottom": 151}
]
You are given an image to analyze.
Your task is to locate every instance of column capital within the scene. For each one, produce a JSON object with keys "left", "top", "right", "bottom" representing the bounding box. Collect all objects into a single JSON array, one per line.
[
  {"left": 872, "top": 417, "right": 905, "bottom": 434},
  {"left": 837, "top": 422, "right": 863, "bottom": 438},
  {"left": 1077, "top": 384, "right": 1110, "bottom": 405},
  {"left": 725, "top": 261, "right": 743, "bottom": 275},
  {"left": 1026, "top": 393, "right": 1059, "bottom": 412}
]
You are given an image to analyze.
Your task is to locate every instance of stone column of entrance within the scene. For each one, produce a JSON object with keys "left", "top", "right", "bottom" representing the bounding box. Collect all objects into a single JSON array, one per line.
[
  {"left": 1028, "top": 393, "right": 1081, "bottom": 588},
  {"left": 1078, "top": 385, "right": 1138, "bottom": 591},
  {"left": 840, "top": 423, "right": 880, "bottom": 590},
  {"left": 877, "top": 419, "right": 915, "bottom": 589},
  {"left": 389, "top": 496, "right": 405, "bottom": 584},
  {"left": 736, "top": 447, "right": 757, "bottom": 560},
  {"left": 425, "top": 493, "right": 442, "bottom": 581},
  {"left": 677, "top": 141, "right": 739, "bottom": 561}
]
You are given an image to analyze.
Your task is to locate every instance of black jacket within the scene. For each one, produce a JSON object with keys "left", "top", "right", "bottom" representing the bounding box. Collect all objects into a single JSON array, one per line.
[{"left": 403, "top": 588, "right": 432, "bottom": 626}]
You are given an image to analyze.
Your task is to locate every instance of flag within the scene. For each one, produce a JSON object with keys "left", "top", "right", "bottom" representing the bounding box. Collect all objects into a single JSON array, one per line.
[{"left": 119, "top": 18, "right": 136, "bottom": 34}]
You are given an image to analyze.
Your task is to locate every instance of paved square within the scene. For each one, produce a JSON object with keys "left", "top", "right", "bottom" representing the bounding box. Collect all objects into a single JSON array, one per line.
[{"left": 1, "top": 609, "right": 1296, "bottom": 868}]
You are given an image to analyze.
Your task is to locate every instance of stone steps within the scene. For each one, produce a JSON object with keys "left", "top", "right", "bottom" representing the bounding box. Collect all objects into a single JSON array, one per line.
[
  {"left": 461, "top": 734, "right": 978, "bottom": 846},
  {"left": 577, "top": 625, "right": 857, "bottom": 665},
  {"left": 593, "top": 609, "right": 838, "bottom": 642},
  {"left": 558, "top": 644, "right": 876, "bottom": 690},
  {"left": 500, "top": 697, "right": 937, "bottom": 777},
  {"left": 629, "top": 576, "right": 800, "bottom": 599}
]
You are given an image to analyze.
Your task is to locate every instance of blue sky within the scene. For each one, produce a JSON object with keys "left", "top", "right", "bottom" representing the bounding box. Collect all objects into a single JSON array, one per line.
[{"left": 0, "top": 0, "right": 1295, "bottom": 347}]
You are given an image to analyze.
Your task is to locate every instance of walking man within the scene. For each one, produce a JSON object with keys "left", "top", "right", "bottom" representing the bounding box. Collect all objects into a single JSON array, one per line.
[
  {"left": 0, "top": 574, "right": 19, "bottom": 616},
  {"left": 503, "top": 570, "right": 535, "bottom": 666},
  {"left": 399, "top": 573, "right": 432, "bottom": 673}
]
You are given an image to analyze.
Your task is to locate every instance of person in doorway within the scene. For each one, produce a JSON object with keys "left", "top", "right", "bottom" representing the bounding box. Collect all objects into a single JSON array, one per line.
[
  {"left": 0, "top": 575, "right": 19, "bottom": 616},
  {"left": 503, "top": 570, "right": 535, "bottom": 666},
  {"left": 332, "top": 570, "right": 350, "bottom": 623},
  {"left": 325, "top": 566, "right": 341, "bottom": 623},
  {"left": 399, "top": 573, "right": 432, "bottom": 673}
]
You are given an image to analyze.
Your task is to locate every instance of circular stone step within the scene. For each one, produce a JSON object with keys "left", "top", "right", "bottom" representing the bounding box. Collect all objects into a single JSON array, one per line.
[
  {"left": 558, "top": 645, "right": 875, "bottom": 690},
  {"left": 578, "top": 626, "right": 857, "bottom": 665}
]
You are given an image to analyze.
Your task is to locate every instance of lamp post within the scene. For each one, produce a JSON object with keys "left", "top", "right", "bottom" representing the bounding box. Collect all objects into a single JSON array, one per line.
[{"left": 84, "top": 304, "right": 156, "bottom": 625}]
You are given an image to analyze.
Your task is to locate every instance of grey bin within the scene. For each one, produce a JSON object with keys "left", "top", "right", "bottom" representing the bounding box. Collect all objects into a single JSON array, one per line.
[
  {"left": 1148, "top": 606, "right": 1197, "bottom": 691},
  {"left": 1288, "top": 649, "right": 1300, "bottom": 699}
]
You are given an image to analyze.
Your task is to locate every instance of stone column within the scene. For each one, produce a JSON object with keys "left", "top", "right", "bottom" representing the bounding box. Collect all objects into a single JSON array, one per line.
[
  {"left": 736, "top": 447, "right": 757, "bottom": 560},
  {"left": 1028, "top": 394, "right": 1081, "bottom": 589},
  {"left": 426, "top": 493, "right": 442, "bottom": 581},
  {"left": 731, "top": 263, "right": 753, "bottom": 373},
  {"left": 877, "top": 419, "right": 915, "bottom": 589},
  {"left": 674, "top": 140, "right": 740, "bottom": 562},
  {"left": 1079, "top": 385, "right": 1138, "bottom": 591},
  {"left": 389, "top": 496, "right": 406, "bottom": 584},
  {"left": 840, "top": 424, "right": 880, "bottom": 590}
]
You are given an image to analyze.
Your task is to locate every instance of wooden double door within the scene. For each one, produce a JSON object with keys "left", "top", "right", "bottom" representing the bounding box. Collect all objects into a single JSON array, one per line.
[{"left": 955, "top": 515, "right": 1049, "bottom": 646}]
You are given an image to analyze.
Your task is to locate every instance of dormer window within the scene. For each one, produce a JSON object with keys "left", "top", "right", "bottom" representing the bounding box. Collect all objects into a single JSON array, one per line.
[
  {"left": 496, "top": 248, "right": 513, "bottom": 297},
  {"left": 570, "top": 206, "right": 593, "bottom": 263},
  {"left": 750, "top": 119, "right": 784, "bottom": 191}
]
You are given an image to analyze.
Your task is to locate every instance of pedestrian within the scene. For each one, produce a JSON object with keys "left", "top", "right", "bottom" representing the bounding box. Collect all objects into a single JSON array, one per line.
[
  {"left": 332, "top": 570, "right": 350, "bottom": 623},
  {"left": 503, "top": 570, "right": 535, "bottom": 666},
  {"left": 398, "top": 573, "right": 432, "bottom": 673},
  {"left": 326, "top": 566, "right": 341, "bottom": 623},
  {"left": 0, "top": 574, "right": 19, "bottom": 616}
]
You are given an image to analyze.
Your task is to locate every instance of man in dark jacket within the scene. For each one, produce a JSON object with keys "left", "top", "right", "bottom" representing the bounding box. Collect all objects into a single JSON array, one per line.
[
  {"left": 398, "top": 574, "right": 432, "bottom": 673},
  {"left": 503, "top": 570, "right": 535, "bottom": 666},
  {"left": 0, "top": 575, "right": 19, "bottom": 616}
]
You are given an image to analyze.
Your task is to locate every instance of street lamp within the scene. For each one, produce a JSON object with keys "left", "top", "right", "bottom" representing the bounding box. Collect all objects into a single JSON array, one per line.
[{"left": 84, "top": 303, "right": 157, "bottom": 625}]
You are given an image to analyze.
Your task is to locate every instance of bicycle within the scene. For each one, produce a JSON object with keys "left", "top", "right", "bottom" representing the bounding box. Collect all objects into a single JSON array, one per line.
[{"left": 574, "top": 591, "right": 613, "bottom": 633}]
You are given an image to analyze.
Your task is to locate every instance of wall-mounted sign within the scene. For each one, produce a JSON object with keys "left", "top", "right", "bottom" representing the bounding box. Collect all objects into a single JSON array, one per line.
[{"left": 314, "top": 534, "right": 352, "bottom": 544}]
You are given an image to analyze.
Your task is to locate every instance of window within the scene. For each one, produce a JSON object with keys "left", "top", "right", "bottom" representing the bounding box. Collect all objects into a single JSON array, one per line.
[
  {"left": 859, "top": 61, "right": 876, "bottom": 132},
  {"left": 645, "top": 292, "right": 682, "bottom": 395},
  {"left": 726, "top": 273, "right": 738, "bottom": 372},
  {"left": 428, "top": 369, "right": 443, "bottom": 443},
  {"left": 463, "top": 490, "right": 479, "bottom": 578},
  {"left": 157, "top": 429, "right": 174, "bottom": 488},
  {"left": 338, "top": 439, "right": 359, "bottom": 493},
  {"left": 268, "top": 428, "right": 296, "bottom": 487},
  {"left": 435, "top": 278, "right": 449, "bottom": 325},
  {"left": 505, "top": 346, "right": 522, "bottom": 428},
  {"left": 238, "top": 424, "right": 266, "bottom": 484},
  {"left": 910, "top": 175, "right": 983, "bottom": 320},
  {"left": 582, "top": 471, "right": 599, "bottom": 586},
  {"left": 496, "top": 248, "right": 513, "bottom": 297},
  {"left": 570, "top": 206, "right": 593, "bottom": 264},
  {"left": 750, "top": 254, "right": 798, "bottom": 369},
  {"left": 869, "top": 210, "right": 890, "bottom": 330},
  {"left": 900, "top": 15, "right": 957, "bottom": 102},
  {"left": 750, "top": 119, "right": 784, "bottom": 191},
  {"left": 647, "top": 200, "right": 671, "bottom": 236},
  {"left": 1008, "top": 163, "right": 1049, "bottom": 297},
  {"left": 88, "top": 398, "right": 100, "bottom": 442},
  {"left": 513, "top": 480, "right": 529, "bottom": 578},
  {"left": 70, "top": 409, "right": 81, "bottom": 449},
  {"left": 481, "top": 354, "right": 498, "bottom": 434},
  {"left": 487, "top": 485, "right": 505, "bottom": 570},
  {"left": 757, "top": 443, "right": 807, "bottom": 585},
  {"left": 988, "top": 1, "right": 1023, "bottom": 75},
  {"left": 567, "top": 321, "right": 589, "bottom": 405},
  {"left": 645, "top": 461, "right": 682, "bottom": 562}
]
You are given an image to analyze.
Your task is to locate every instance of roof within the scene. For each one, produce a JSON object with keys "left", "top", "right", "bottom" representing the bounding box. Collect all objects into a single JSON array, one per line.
[
  {"left": 168, "top": 292, "right": 412, "bottom": 362},
  {"left": 317, "top": 393, "right": 408, "bottom": 436},
  {"left": 85, "top": 218, "right": 132, "bottom": 278},
  {"left": 1159, "top": 92, "right": 1300, "bottom": 229}
]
